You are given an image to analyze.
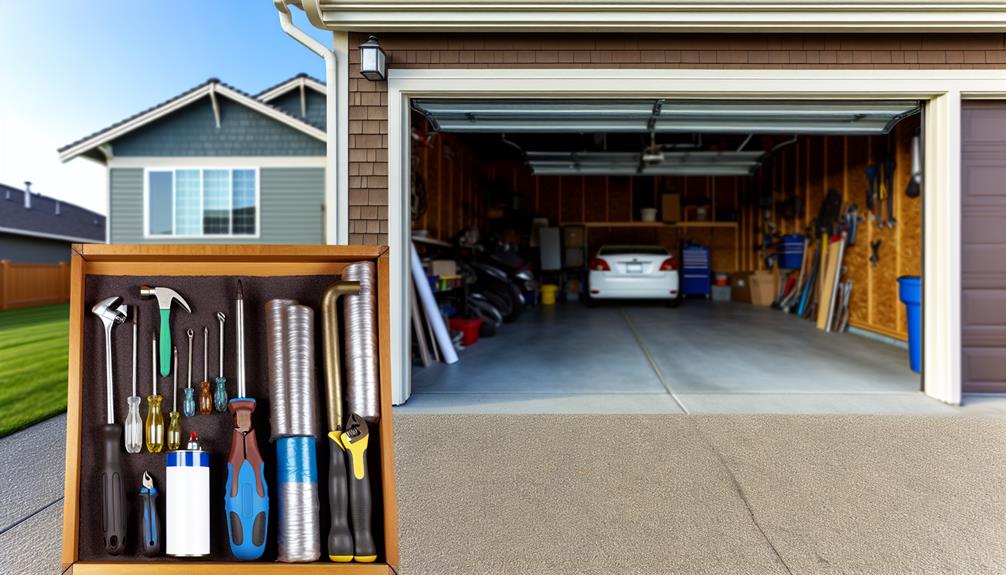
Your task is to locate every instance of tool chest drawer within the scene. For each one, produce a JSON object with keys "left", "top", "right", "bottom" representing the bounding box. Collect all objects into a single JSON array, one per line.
[{"left": 60, "top": 244, "right": 399, "bottom": 574}]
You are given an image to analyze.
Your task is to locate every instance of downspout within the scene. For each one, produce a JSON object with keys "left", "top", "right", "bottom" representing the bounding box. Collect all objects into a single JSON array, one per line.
[{"left": 274, "top": 0, "right": 344, "bottom": 244}]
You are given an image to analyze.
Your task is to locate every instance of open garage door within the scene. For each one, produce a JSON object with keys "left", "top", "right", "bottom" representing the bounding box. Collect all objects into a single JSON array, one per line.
[{"left": 403, "top": 97, "right": 928, "bottom": 414}]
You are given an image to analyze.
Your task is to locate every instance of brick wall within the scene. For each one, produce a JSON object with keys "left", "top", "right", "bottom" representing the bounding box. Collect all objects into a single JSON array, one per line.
[{"left": 346, "top": 32, "right": 1006, "bottom": 245}]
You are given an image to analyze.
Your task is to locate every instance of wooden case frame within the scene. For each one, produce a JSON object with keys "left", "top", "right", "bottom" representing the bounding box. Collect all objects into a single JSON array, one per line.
[{"left": 60, "top": 244, "right": 399, "bottom": 574}]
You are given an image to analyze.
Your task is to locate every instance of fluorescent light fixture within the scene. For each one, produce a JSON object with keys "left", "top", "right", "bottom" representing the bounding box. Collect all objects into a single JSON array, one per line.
[{"left": 527, "top": 150, "right": 763, "bottom": 176}]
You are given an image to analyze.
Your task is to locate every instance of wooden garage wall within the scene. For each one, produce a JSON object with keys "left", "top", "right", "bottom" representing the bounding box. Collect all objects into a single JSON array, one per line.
[
  {"left": 483, "top": 162, "right": 748, "bottom": 271},
  {"left": 408, "top": 129, "right": 484, "bottom": 242},
  {"left": 749, "top": 115, "right": 922, "bottom": 340}
]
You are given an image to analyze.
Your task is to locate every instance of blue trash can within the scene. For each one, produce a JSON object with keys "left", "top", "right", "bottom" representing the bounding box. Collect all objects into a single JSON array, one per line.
[{"left": 898, "top": 276, "right": 922, "bottom": 373}]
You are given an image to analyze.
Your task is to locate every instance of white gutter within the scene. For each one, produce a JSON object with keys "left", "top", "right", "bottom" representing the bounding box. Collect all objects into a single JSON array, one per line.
[{"left": 275, "top": 0, "right": 346, "bottom": 244}]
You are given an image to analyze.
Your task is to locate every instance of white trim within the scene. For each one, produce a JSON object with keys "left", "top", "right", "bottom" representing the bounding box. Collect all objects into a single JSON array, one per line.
[
  {"left": 59, "top": 82, "right": 326, "bottom": 163},
  {"left": 108, "top": 156, "right": 326, "bottom": 168},
  {"left": 304, "top": 0, "right": 1006, "bottom": 32},
  {"left": 334, "top": 31, "right": 350, "bottom": 244},
  {"left": 256, "top": 76, "right": 327, "bottom": 102},
  {"left": 387, "top": 68, "right": 1006, "bottom": 407},
  {"left": 141, "top": 167, "right": 262, "bottom": 240},
  {"left": 0, "top": 225, "right": 103, "bottom": 245}
]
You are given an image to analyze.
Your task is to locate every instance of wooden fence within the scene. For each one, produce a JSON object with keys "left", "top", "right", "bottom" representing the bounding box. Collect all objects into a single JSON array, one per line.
[{"left": 0, "top": 260, "right": 70, "bottom": 310}]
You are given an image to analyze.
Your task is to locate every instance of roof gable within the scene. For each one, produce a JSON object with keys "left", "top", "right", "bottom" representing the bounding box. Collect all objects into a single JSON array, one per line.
[
  {"left": 255, "top": 74, "right": 326, "bottom": 102},
  {"left": 59, "top": 79, "right": 326, "bottom": 163}
]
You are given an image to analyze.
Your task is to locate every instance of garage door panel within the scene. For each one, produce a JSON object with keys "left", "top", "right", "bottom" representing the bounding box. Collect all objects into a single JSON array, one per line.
[
  {"left": 962, "top": 107, "right": 1006, "bottom": 143},
  {"left": 962, "top": 245, "right": 1006, "bottom": 275},
  {"left": 962, "top": 348, "right": 1006, "bottom": 392},
  {"left": 962, "top": 211, "right": 1006, "bottom": 244},
  {"left": 962, "top": 163, "right": 1006, "bottom": 204}
]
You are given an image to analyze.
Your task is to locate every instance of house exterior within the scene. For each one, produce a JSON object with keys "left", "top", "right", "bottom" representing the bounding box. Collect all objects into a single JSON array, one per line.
[
  {"left": 58, "top": 75, "right": 330, "bottom": 245},
  {"left": 0, "top": 182, "right": 105, "bottom": 263},
  {"left": 267, "top": 1, "right": 1006, "bottom": 406}
]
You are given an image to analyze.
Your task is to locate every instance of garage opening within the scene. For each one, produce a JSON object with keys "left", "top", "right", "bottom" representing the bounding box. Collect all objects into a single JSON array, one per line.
[{"left": 402, "top": 98, "right": 925, "bottom": 413}]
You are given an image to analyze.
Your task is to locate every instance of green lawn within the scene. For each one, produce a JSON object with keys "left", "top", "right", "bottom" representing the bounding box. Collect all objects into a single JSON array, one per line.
[{"left": 0, "top": 304, "right": 69, "bottom": 437}]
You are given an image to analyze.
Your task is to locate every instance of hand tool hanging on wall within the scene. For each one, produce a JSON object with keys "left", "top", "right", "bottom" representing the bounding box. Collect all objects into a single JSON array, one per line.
[
  {"left": 198, "top": 326, "right": 213, "bottom": 415},
  {"left": 884, "top": 155, "right": 897, "bottom": 229},
  {"left": 167, "top": 347, "right": 181, "bottom": 451},
  {"left": 267, "top": 299, "right": 323, "bottom": 563},
  {"left": 906, "top": 132, "right": 922, "bottom": 198},
  {"left": 146, "top": 334, "right": 164, "bottom": 453},
  {"left": 344, "top": 262, "right": 381, "bottom": 421},
  {"left": 125, "top": 309, "right": 142, "bottom": 454},
  {"left": 225, "top": 280, "right": 269, "bottom": 561},
  {"left": 140, "top": 471, "right": 161, "bottom": 557},
  {"left": 844, "top": 205, "right": 861, "bottom": 247},
  {"left": 183, "top": 329, "right": 196, "bottom": 417},
  {"left": 865, "top": 165, "right": 879, "bottom": 224},
  {"left": 139, "top": 285, "right": 192, "bottom": 377},
  {"left": 91, "top": 297, "right": 129, "bottom": 555},
  {"left": 339, "top": 413, "right": 376, "bottom": 563},
  {"left": 870, "top": 239, "right": 882, "bottom": 267},
  {"left": 214, "top": 312, "right": 229, "bottom": 412},
  {"left": 322, "top": 281, "right": 361, "bottom": 562},
  {"left": 167, "top": 432, "right": 210, "bottom": 557}
]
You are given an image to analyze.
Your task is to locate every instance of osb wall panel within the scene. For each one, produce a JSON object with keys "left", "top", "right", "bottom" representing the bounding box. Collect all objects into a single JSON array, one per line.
[
  {"left": 347, "top": 32, "right": 1006, "bottom": 246},
  {"left": 410, "top": 127, "right": 483, "bottom": 241},
  {"left": 750, "top": 116, "right": 922, "bottom": 339}
]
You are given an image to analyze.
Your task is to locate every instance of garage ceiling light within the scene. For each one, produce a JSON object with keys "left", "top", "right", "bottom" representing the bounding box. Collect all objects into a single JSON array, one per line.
[
  {"left": 412, "top": 99, "right": 919, "bottom": 135},
  {"left": 526, "top": 150, "right": 764, "bottom": 176}
]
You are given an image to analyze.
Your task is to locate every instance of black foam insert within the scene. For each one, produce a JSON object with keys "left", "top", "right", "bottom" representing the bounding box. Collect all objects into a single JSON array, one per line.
[{"left": 78, "top": 274, "right": 386, "bottom": 562}]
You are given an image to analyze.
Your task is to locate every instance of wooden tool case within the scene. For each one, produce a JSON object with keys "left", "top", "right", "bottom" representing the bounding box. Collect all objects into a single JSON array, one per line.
[{"left": 61, "top": 244, "right": 399, "bottom": 574}]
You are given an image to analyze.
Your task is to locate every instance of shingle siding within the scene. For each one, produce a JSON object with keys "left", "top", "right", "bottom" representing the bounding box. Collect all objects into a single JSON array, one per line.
[
  {"left": 110, "top": 167, "right": 324, "bottom": 244},
  {"left": 270, "top": 90, "right": 327, "bottom": 130},
  {"left": 111, "top": 98, "right": 324, "bottom": 157}
]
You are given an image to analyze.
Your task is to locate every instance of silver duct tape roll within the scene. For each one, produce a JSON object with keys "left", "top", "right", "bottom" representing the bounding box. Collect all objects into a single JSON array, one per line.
[
  {"left": 266, "top": 299, "right": 297, "bottom": 440},
  {"left": 343, "top": 261, "right": 380, "bottom": 422},
  {"left": 276, "top": 437, "right": 321, "bottom": 563},
  {"left": 285, "top": 304, "right": 318, "bottom": 437}
]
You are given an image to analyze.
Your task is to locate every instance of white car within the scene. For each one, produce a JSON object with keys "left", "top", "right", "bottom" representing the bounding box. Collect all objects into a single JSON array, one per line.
[{"left": 587, "top": 244, "right": 680, "bottom": 305}]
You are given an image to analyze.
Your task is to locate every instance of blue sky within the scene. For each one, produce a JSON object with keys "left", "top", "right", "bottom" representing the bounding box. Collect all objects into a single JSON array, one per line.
[{"left": 0, "top": 1, "right": 330, "bottom": 214}]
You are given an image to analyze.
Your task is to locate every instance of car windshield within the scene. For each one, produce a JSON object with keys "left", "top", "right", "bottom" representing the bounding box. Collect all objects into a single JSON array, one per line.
[{"left": 598, "top": 245, "right": 668, "bottom": 256}]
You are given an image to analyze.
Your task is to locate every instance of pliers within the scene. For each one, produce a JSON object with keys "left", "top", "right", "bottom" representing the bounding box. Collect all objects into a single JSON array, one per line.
[{"left": 139, "top": 471, "right": 160, "bottom": 557}]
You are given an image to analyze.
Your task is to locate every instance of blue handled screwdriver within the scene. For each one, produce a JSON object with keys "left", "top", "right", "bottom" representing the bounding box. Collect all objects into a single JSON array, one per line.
[{"left": 224, "top": 280, "right": 268, "bottom": 560}]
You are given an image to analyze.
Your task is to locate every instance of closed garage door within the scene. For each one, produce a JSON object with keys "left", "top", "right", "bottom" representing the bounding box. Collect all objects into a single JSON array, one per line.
[{"left": 962, "top": 102, "right": 1006, "bottom": 393}]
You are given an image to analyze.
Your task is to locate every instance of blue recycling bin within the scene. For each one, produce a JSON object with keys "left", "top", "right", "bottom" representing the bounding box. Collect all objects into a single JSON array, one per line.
[{"left": 898, "top": 276, "right": 922, "bottom": 373}]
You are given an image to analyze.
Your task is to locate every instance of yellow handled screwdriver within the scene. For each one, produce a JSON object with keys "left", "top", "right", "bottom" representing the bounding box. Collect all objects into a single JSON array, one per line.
[
  {"left": 145, "top": 333, "right": 165, "bottom": 453},
  {"left": 167, "top": 346, "right": 182, "bottom": 451}
]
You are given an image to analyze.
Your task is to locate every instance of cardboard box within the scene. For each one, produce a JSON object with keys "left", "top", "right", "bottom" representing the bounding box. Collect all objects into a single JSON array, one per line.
[
  {"left": 61, "top": 244, "right": 399, "bottom": 574},
  {"left": 430, "top": 258, "right": 457, "bottom": 277},
  {"left": 731, "top": 272, "right": 753, "bottom": 303},
  {"left": 749, "top": 270, "right": 778, "bottom": 306},
  {"left": 661, "top": 194, "right": 682, "bottom": 223},
  {"left": 563, "top": 226, "right": 586, "bottom": 248}
]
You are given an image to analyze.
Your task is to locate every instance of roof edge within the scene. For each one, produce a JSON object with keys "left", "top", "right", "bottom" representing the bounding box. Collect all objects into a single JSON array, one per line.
[{"left": 256, "top": 74, "right": 327, "bottom": 102}]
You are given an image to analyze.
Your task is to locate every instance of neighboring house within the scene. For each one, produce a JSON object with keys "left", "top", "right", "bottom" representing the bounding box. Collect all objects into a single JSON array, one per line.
[
  {"left": 0, "top": 182, "right": 105, "bottom": 263},
  {"left": 269, "top": 1, "right": 1006, "bottom": 406},
  {"left": 58, "top": 74, "right": 329, "bottom": 244}
]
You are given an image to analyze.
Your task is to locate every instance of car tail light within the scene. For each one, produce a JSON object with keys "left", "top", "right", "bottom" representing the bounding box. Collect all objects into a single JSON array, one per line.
[
  {"left": 590, "top": 258, "right": 610, "bottom": 272},
  {"left": 659, "top": 258, "right": 678, "bottom": 271}
]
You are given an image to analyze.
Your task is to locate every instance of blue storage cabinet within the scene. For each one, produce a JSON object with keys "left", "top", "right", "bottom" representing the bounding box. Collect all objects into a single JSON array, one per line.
[
  {"left": 779, "top": 234, "right": 805, "bottom": 269},
  {"left": 682, "top": 246, "right": 711, "bottom": 298}
]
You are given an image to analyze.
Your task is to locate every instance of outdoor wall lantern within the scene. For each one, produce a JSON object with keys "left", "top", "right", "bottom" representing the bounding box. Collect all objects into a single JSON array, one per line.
[{"left": 359, "top": 36, "right": 387, "bottom": 81}]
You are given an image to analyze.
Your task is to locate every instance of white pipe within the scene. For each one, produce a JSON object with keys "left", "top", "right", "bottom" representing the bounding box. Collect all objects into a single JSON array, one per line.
[
  {"left": 411, "top": 243, "right": 459, "bottom": 364},
  {"left": 275, "top": 0, "right": 340, "bottom": 244}
]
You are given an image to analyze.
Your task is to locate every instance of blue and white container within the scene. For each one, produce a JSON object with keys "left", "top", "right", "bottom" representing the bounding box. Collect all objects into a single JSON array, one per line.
[
  {"left": 166, "top": 433, "right": 210, "bottom": 557},
  {"left": 779, "top": 235, "right": 805, "bottom": 269},
  {"left": 682, "top": 245, "right": 712, "bottom": 298}
]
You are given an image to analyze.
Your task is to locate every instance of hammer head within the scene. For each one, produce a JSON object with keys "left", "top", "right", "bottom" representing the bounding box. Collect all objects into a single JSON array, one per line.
[
  {"left": 91, "top": 296, "right": 128, "bottom": 328},
  {"left": 139, "top": 285, "right": 191, "bottom": 313}
]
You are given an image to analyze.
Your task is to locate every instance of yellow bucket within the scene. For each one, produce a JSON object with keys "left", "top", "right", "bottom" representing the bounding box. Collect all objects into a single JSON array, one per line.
[{"left": 541, "top": 284, "right": 559, "bottom": 305}]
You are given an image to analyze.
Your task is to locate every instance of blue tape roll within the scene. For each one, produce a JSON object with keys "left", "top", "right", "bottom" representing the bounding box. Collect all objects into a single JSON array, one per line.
[{"left": 276, "top": 436, "right": 318, "bottom": 484}]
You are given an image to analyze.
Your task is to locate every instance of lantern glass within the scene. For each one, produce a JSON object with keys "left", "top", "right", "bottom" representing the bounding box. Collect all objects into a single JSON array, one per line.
[{"left": 359, "top": 36, "right": 386, "bottom": 81}]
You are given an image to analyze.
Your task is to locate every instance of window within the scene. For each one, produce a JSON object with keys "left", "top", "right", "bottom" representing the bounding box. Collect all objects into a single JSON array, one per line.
[{"left": 146, "top": 168, "right": 258, "bottom": 237}]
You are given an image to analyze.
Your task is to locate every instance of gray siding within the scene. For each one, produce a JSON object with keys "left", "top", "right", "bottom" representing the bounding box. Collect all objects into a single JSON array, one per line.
[
  {"left": 110, "top": 167, "right": 324, "bottom": 245},
  {"left": 111, "top": 98, "right": 324, "bottom": 157},
  {"left": 0, "top": 233, "right": 72, "bottom": 263},
  {"left": 270, "top": 90, "right": 327, "bottom": 130}
]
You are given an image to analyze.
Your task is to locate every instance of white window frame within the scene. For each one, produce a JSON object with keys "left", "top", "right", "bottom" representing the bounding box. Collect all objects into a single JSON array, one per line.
[
  {"left": 142, "top": 166, "right": 261, "bottom": 240},
  {"left": 387, "top": 68, "right": 1006, "bottom": 407}
]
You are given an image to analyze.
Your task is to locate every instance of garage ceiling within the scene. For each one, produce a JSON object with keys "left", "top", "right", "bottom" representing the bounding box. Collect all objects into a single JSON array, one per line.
[
  {"left": 412, "top": 99, "right": 920, "bottom": 135},
  {"left": 526, "top": 150, "right": 765, "bottom": 176}
]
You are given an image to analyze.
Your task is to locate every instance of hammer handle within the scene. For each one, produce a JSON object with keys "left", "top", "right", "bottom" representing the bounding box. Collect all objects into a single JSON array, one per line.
[{"left": 159, "top": 309, "right": 171, "bottom": 377}]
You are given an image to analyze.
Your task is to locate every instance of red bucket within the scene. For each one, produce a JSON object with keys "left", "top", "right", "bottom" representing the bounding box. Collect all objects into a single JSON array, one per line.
[{"left": 449, "top": 318, "right": 482, "bottom": 346}]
